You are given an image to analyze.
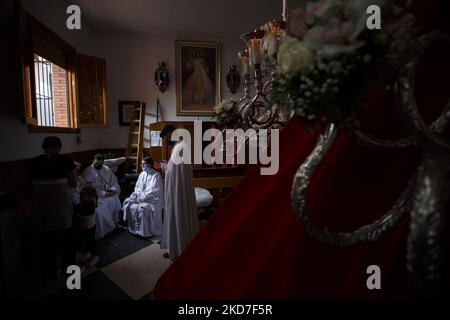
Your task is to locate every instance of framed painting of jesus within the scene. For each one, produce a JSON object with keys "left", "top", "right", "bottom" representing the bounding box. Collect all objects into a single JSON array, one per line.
[{"left": 175, "top": 40, "right": 221, "bottom": 116}]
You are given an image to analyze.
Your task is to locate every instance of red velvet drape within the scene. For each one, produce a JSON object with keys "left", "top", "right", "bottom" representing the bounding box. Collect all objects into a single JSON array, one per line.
[{"left": 154, "top": 0, "right": 450, "bottom": 299}]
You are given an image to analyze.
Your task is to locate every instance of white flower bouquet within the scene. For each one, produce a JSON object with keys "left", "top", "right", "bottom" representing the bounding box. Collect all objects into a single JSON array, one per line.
[
  {"left": 212, "top": 99, "right": 241, "bottom": 128},
  {"left": 271, "top": 0, "right": 417, "bottom": 129}
]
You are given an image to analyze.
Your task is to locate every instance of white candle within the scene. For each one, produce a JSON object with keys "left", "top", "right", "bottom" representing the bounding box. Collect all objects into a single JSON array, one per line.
[
  {"left": 238, "top": 50, "right": 250, "bottom": 76},
  {"left": 251, "top": 38, "right": 261, "bottom": 65},
  {"left": 261, "top": 35, "right": 269, "bottom": 55},
  {"left": 282, "top": 0, "right": 288, "bottom": 22},
  {"left": 242, "top": 56, "right": 250, "bottom": 76}
]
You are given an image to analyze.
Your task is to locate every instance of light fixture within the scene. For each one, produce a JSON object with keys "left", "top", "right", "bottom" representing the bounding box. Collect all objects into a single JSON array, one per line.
[
  {"left": 154, "top": 62, "right": 169, "bottom": 93},
  {"left": 235, "top": 3, "right": 289, "bottom": 129},
  {"left": 264, "top": 19, "right": 288, "bottom": 64}
]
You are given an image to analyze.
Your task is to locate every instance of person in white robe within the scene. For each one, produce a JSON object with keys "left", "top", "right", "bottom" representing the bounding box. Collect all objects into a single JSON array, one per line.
[
  {"left": 159, "top": 125, "right": 199, "bottom": 260},
  {"left": 122, "top": 157, "right": 164, "bottom": 238},
  {"left": 81, "top": 154, "right": 121, "bottom": 239}
]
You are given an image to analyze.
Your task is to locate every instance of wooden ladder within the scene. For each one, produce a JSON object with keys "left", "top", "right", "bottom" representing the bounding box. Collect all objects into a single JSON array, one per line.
[{"left": 125, "top": 101, "right": 145, "bottom": 173}]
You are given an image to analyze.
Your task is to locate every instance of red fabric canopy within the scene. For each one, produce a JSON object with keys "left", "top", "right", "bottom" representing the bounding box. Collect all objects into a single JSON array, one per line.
[{"left": 154, "top": 1, "right": 450, "bottom": 300}]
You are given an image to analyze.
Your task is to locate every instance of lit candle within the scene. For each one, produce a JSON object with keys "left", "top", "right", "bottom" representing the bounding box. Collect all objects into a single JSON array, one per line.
[
  {"left": 243, "top": 56, "right": 250, "bottom": 76},
  {"left": 251, "top": 38, "right": 261, "bottom": 65},
  {"left": 238, "top": 50, "right": 250, "bottom": 76},
  {"left": 261, "top": 35, "right": 269, "bottom": 56},
  {"left": 240, "top": 30, "right": 265, "bottom": 67},
  {"left": 241, "top": 56, "right": 250, "bottom": 76}
]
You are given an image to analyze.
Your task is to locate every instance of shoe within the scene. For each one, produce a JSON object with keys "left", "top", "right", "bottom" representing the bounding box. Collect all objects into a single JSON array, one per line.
[
  {"left": 86, "top": 255, "right": 100, "bottom": 267},
  {"left": 163, "top": 252, "right": 170, "bottom": 259},
  {"left": 77, "top": 252, "right": 92, "bottom": 264}
]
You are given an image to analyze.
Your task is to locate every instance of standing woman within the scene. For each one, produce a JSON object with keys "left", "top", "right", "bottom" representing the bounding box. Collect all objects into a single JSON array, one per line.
[{"left": 159, "top": 125, "right": 199, "bottom": 260}]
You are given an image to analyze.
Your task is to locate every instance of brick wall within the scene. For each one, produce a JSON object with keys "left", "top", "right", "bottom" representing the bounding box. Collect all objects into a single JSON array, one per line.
[{"left": 52, "top": 65, "right": 69, "bottom": 127}]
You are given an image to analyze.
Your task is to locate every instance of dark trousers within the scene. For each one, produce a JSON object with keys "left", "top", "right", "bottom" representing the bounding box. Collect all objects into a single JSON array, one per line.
[
  {"left": 38, "top": 228, "right": 75, "bottom": 281},
  {"left": 77, "top": 226, "right": 98, "bottom": 256}
]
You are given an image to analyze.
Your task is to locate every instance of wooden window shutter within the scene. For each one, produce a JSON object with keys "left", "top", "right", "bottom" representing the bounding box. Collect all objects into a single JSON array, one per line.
[
  {"left": 31, "top": 20, "right": 72, "bottom": 69},
  {"left": 18, "top": 6, "right": 76, "bottom": 127},
  {"left": 75, "top": 54, "right": 108, "bottom": 127},
  {"left": 18, "top": 6, "right": 37, "bottom": 125}
]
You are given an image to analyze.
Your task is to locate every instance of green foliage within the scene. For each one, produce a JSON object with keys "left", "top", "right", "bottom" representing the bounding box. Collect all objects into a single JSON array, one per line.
[
  {"left": 212, "top": 100, "right": 241, "bottom": 128},
  {"left": 271, "top": 40, "right": 383, "bottom": 130}
]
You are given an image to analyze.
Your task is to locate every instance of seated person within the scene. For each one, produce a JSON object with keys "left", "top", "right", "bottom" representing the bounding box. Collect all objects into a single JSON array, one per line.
[
  {"left": 82, "top": 154, "right": 122, "bottom": 239},
  {"left": 71, "top": 161, "right": 83, "bottom": 205},
  {"left": 122, "top": 157, "right": 164, "bottom": 238},
  {"left": 74, "top": 186, "right": 99, "bottom": 267}
]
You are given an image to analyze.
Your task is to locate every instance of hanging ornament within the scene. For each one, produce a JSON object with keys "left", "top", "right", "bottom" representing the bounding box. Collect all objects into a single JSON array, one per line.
[{"left": 154, "top": 62, "right": 169, "bottom": 93}]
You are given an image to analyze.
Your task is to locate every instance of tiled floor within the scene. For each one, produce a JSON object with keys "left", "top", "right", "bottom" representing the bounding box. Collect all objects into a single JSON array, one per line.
[
  {"left": 43, "top": 229, "right": 171, "bottom": 300},
  {"left": 102, "top": 244, "right": 171, "bottom": 299},
  {"left": 36, "top": 207, "right": 215, "bottom": 300}
]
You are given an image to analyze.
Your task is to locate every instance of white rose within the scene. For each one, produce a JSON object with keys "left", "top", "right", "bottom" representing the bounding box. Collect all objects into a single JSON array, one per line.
[
  {"left": 312, "top": 0, "right": 387, "bottom": 41},
  {"left": 347, "top": 0, "right": 387, "bottom": 41},
  {"left": 278, "top": 36, "right": 315, "bottom": 75},
  {"left": 301, "top": 0, "right": 387, "bottom": 57},
  {"left": 303, "top": 24, "right": 365, "bottom": 57}
]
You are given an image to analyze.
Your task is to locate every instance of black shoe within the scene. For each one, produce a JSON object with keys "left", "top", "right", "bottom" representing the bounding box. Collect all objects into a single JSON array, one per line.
[
  {"left": 116, "top": 221, "right": 127, "bottom": 229},
  {"left": 163, "top": 252, "right": 169, "bottom": 259}
]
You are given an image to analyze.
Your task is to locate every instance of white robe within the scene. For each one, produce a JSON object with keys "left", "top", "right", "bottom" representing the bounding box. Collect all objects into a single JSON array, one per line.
[
  {"left": 122, "top": 168, "right": 164, "bottom": 237},
  {"left": 71, "top": 176, "right": 86, "bottom": 206},
  {"left": 160, "top": 141, "right": 199, "bottom": 260},
  {"left": 82, "top": 165, "right": 122, "bottom": 239}
]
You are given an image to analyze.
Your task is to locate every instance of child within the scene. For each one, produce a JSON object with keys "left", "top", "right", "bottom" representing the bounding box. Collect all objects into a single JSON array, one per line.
[{"left": 74, "top": 186, "right": 99, "bottom": 267}]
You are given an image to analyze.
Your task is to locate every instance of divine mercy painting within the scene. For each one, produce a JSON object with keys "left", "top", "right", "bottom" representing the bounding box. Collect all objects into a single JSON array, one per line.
[{"left": 176, "top": 41, "right": 221, "bottom": 116}]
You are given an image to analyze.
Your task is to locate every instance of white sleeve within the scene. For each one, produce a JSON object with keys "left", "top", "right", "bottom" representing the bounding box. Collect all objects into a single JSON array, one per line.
[
  {"left": 109, "top": 171, "right": 121, "bottom": 194},
  {"left": 132, "top": 172, "right": 146, "bottom": 199},
  {"left": 139, "top": 173, "right": 164, "bottom": 203}
]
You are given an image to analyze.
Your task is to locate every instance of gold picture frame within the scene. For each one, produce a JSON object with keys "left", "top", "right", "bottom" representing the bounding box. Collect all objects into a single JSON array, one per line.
[{"left": 176, "top": 40, "right": 221, "bottom": 116}]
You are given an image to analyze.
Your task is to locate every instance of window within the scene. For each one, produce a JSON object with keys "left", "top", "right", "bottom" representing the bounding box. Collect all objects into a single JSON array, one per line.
[
  {"left": 76, "top": 54, "right": 108, "bottom": 127},
  {"left": 18, "top": 7, "right": 108, "bottom": 132}
]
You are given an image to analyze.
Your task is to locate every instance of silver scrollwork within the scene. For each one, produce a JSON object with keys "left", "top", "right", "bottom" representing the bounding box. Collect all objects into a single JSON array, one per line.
[
  {"left": 291, "top": 123, "right": 416, "bottom": 245},
  {"left": 350, "top": 34, "right": 450, "bottom": 151},
  {"left": 291, "top": 33, "right": 450, "bottom": 296},
  {"left": 407, "top": 150, "right": 450, "bottom": 297}
]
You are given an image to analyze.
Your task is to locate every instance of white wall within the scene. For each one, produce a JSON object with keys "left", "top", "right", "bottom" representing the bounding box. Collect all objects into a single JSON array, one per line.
[
  {"left": 1, "top": 0, "right": 245, "bottom": 161},
  {"left": 94, "top": 32, "right": 244, "bottom": 149}
]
